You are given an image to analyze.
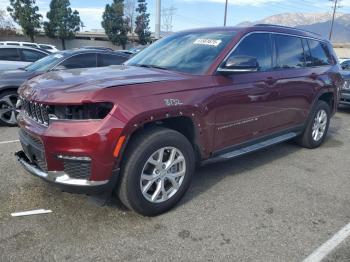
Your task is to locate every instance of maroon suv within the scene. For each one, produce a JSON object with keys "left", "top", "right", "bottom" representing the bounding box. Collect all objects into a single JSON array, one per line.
[{"left": 16, "top": 25, "right": 342, "bottom": 216}]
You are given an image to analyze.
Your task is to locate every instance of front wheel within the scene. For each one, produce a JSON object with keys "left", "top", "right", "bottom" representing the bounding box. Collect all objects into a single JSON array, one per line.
[
  {"left": 296, "top": 100, "right": 331, "bottom": 149},
  {"left": 117, "top": 127, "right": 195, "bottom": 216}
]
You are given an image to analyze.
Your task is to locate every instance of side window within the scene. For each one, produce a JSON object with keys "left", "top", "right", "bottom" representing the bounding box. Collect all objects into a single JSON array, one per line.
[
  {"left": 274, "top": 35, "right": 305, "bottom": 69},
  {"left": 307, "top": 39, "right": 331, "bottom": 66},
  {"left": 228, "top": 33, "right": 272, "bottom": 71},
  {"left": 99, "top": 54, "right": 128, "bottom": 66},
  {"left": 23, "top": 43, "right": 38, "bottom": 48},
  {"left": 61, "top": 53, "right": 97, "bottom": 69},
  {"left": 0, "top": 48, "right": 21, "bottom": 61},
  {"left": 21, "top": 49, "right": 46, "bottom": 62}
]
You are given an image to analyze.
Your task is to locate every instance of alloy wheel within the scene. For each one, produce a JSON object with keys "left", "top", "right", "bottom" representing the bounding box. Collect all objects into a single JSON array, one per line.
[
  {"left": 0, "top": 94, "right": 19, "bottom": 125},
  {"left": 140, "top": 147, "right": 186, "bottom": 203},
  {"left": 312, "top": 109, "right": 328, "bottom": 142}
]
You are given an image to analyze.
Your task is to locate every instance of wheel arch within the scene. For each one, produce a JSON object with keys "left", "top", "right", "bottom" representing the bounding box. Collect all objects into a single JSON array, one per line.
[{"left": 117, "top": 108, "right": 206, "bottom": 165}]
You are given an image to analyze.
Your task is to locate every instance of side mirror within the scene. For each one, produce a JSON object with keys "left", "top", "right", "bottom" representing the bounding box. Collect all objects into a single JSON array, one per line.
[{"left": 218, "top": 55, "right": 259, "bottom": 74}]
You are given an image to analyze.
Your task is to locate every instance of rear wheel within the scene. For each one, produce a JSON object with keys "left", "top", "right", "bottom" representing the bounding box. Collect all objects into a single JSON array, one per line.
[
  {"left": 296, "top": 101, "right": 330, "bottom": 149},
  {"left": 0, "top": 90, "right": 19, "bottom": 127},
  {"left": 118, "top": 127, "right": 195, "bottom": 216}
]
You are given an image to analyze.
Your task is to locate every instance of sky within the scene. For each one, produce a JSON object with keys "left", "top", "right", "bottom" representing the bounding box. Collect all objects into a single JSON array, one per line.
[{"left": 1, "top": 0, "right": 350, "bottom": 32}]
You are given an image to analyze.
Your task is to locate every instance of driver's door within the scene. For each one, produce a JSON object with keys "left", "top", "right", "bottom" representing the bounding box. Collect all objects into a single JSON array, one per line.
[{"left": 213, "top": 33, "right": 282, "bottom": 151}]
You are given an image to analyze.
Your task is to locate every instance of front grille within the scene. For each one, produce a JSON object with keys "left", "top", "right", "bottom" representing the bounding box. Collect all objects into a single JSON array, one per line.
[
  {"left": 63, "top": 160, "right": 91, "bottom": 179},
  {"left": 19, "top": 129, "right": 47, "bottom": 171},
  {"left": 20, "top": 129, "right": 44, "bottom": 150},
  {"left": 21, "top": 98, "right": 50, "bottom": 126}
]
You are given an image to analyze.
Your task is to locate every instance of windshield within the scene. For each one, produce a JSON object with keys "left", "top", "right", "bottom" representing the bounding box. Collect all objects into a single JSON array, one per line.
[
  {"left": 126, "top": 31, "right": 236, "bottom": 74},
  {"left": 25, "top": 53, "right": 65, "bottom": 72}
]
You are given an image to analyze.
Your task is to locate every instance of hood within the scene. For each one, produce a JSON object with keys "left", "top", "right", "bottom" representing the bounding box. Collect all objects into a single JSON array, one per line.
[{"left": 20, "top": 65, "right": 189, "bottom": 101}]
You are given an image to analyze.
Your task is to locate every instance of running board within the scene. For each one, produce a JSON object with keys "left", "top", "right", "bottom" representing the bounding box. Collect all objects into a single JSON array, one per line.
[{"left": 209, "top": 132, "right": 298, "bottom": 162}]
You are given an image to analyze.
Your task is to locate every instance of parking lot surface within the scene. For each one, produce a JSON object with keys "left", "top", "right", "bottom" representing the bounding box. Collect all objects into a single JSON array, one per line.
[{"left": 0, "top": 110, "right": 350, "bottom": 262}]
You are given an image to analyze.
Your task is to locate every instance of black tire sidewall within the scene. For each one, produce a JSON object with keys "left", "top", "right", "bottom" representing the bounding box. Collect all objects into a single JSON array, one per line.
[{"left": 122, "top": 129, "right": 195, "bottom": 216}]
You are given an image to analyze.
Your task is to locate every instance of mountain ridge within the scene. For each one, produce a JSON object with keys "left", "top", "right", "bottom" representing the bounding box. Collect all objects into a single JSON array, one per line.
[{"left": 236, "top": 12, "right": 350, "bottom": 42}]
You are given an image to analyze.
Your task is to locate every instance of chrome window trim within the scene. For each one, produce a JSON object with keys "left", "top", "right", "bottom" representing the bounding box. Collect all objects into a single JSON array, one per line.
[{"left": 216, "top": 31, "right": 332, "bottom": 73}]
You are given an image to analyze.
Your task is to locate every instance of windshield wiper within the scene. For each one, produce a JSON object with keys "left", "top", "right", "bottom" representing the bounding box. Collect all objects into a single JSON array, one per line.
[{"left": 135, "top": 64, "right": 168, "bottom": 71}]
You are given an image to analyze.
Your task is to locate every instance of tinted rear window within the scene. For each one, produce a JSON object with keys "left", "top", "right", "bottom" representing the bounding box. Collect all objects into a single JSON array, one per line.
[
  {"left": 0, "top": 48, "right": 21, "bottom": 61},
  {"left": 99, "top": 54, "right": 128, "bottom": 66},
  {"left": 307, "top": 40, "right": 332, "bottom": 66},
  {"left": 61, "top": 53, "right": 97, "bottom": 69},
  {"left": 229, "top": 33, "right": 272, "bottom": 71}
]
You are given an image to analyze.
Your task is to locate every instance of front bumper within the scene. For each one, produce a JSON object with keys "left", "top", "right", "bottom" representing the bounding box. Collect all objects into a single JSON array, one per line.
[
  {"left": 15, "top": 151, "right": 119, "bottom": 195},
  {"left": 339, "top": 91, "right": 350, "bottom": 105}
]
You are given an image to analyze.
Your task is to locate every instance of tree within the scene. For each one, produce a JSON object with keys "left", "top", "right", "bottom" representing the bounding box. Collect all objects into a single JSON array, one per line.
[
  {"left": 124, "top": 0, "right": 137, "bottom": 33},
  {"left": 134, "top": 0, "right": 151, "bottom": 45},
  {"left": 7, "top": 0, "right": 42, "bottom": 42},
  {"left": 44, "top": 0, "right": 81, "bottom": 50},
  {"left": 0, "top": 10, "right": 16, "bottom": 36},
  {"left": 102, "top": 0, "right": 130, "bottom": 49}
]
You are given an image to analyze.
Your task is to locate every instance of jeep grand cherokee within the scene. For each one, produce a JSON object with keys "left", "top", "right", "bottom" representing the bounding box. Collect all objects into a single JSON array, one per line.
[{"left": 16, "top": 25, "right": 343, "bottom": 216}]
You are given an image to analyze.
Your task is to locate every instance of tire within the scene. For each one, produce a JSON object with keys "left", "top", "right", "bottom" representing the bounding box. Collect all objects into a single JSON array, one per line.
[
  {"left": 0, "top": 90, "right": 19, "bottom": 127},
  {"left": 117, "top": 127, "right": 195, "bottom": 216},
  {"left": 296, "top": 100, "right": 331, "bottom": 149}
]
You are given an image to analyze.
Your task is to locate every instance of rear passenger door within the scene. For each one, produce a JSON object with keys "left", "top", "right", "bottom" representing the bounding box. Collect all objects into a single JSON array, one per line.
[{"left": 270, "top": 34, "right": 312, "bottom": 130}]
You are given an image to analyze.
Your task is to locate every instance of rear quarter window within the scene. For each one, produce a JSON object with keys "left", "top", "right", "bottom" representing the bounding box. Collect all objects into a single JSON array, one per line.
[{"left": 307, "top": 39, "right": 332, "bottom": 66}]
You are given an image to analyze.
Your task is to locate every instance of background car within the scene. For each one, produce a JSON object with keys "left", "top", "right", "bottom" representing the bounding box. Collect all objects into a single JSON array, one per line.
[
  {"left": 0, "top": 41, "right": 41, "bottom": 49},
  {"left": 38, "top": 44, "right": 59, "bottom": 53},
  {"left": 341, "top": 59, "right": 350, "bottom": 70},
  {"left": 0, "top": 48, "right": 131, "bottom": 126},
  {"left": 0, "top": 46, "right": 49, "bottom": 71},
  {"left": 117, "top": 45, "right": 148, "bottom": 56},
  {"left": 340, "top": 71, "right": 350, "bottom": 106}
]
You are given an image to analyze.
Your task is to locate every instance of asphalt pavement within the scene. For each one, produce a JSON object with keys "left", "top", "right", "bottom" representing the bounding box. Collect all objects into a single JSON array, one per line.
[{"left": 0, "top": 109, "right": 349, "bottom": 262}]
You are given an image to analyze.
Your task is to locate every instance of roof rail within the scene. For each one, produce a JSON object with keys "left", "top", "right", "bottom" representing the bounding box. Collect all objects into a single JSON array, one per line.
[{"left": 254, "top": 24, "right": 322, "bottom": 37}]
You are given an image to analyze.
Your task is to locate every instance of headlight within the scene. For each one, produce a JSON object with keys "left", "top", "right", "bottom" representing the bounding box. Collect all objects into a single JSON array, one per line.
[{"left": 49, "top": 102, "right": 114, "bottom": 121}]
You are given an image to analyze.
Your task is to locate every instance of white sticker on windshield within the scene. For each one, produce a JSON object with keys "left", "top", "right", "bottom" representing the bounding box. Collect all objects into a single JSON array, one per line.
[{"left": 193, "top": 39, "right": 222, "bottom": 47}]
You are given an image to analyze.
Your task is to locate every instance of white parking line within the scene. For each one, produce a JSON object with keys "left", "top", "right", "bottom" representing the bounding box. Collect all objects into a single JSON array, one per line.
[
  {"left": 0, "top": 140, "right": 19, "bottom": 145},
  {"left": 303, "top": 222, "right": 350, "bottom": 262}
]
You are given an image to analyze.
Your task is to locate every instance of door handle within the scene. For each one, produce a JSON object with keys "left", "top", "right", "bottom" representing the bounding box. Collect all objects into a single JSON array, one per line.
[{"left": 264, "top": 77, "right": 277, "bottom": 86}]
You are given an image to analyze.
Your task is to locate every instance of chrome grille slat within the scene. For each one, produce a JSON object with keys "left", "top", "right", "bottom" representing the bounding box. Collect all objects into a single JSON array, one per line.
[{"left": 21, "top": 98, "right": 49, "bottom": 126}]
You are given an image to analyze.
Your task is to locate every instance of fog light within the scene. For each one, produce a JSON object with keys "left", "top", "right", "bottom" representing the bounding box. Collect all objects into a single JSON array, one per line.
[{"left": 57, "top": 155, "right": 91, "bottom": 162}]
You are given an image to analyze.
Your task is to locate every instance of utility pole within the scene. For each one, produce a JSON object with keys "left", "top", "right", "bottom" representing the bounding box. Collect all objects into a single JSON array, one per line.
[
  {"left": 155, "top": 0, "right": 161, "bottom": 39},
  {"left": 329, "top": 0, "right": 338, "bottom": 40},
  {"left": 224, "top": 0, "right": 228, "bottom": 26}
]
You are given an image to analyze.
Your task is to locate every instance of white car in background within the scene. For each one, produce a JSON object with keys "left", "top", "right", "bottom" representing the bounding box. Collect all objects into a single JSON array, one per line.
[
  {"left": 0, "top": 41, "right": 59, "bottom": 53},
  {"left": 0, "top": 46, "right": 49, "bottom": 71},
  {"left": 38, "top": 44, "right": 59, "bottom": 53}
]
